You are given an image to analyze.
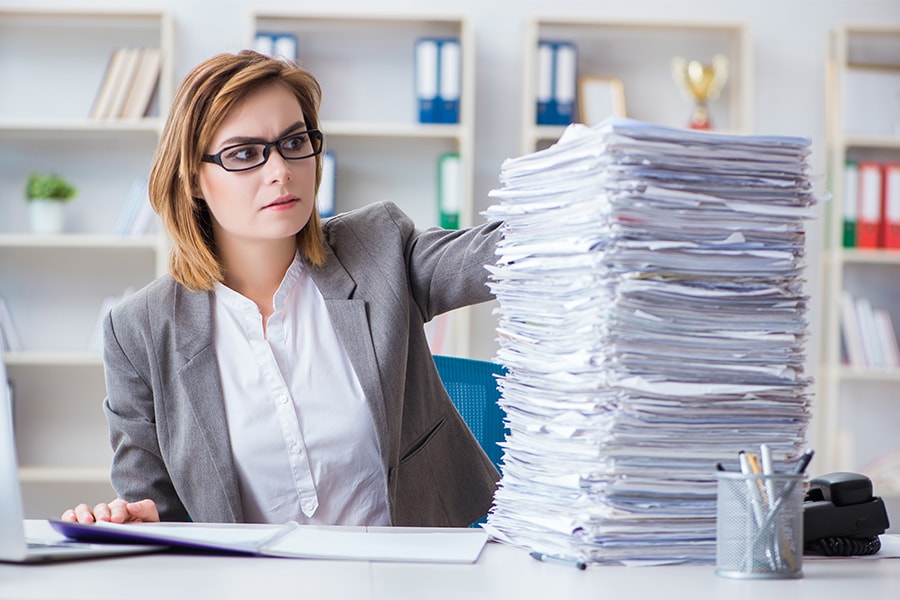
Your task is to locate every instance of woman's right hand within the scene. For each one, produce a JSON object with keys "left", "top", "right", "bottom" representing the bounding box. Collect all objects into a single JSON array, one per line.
[{"left": 60, "top": 498, "right": 160, "bottom": 524}]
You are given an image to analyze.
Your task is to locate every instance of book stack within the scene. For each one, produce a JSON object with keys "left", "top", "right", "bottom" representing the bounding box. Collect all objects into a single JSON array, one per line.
[
  {"left": 841, "top": 291, "right": 900, "bottom": 368},
  {"left": 113, "top": 177, "right": 155, "bottom": 236},
  {"left": 90, "top": 47, "right": 162, "bottom": 120},
  {"left": 482, "top": 118, "right": 818, "bottom": 564}
]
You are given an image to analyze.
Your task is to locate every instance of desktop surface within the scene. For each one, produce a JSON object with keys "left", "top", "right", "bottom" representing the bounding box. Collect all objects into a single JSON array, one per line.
[{"left": 2, "top": 521, "right": 898, "bottom": 600}]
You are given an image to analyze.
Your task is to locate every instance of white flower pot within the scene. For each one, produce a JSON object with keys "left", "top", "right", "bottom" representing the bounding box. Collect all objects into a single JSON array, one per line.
[{"left": 28, "top": 199, "right": 66, "bottom": 234}]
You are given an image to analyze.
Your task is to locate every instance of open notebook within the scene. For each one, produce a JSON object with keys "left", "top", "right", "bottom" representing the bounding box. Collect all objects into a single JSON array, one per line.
[
  {"left": 0, "top": 354, "right": 161, "bottom": 563},
  {"left": 50, "top": 519, "right": 489, "bottom": 563}
]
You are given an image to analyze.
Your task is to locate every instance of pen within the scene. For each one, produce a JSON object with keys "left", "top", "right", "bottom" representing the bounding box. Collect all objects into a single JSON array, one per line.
[
  {"left": 530, "top": 550, "right": 587, "bottom": 570},
  {"left": 792, "top": 449, "right": 814, "bottom": 475}
]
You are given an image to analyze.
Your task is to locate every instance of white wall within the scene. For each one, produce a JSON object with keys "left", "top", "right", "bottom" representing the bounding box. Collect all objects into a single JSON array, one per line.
[{"left": 4, "top": 0, "right": 900, "bottom": 369}]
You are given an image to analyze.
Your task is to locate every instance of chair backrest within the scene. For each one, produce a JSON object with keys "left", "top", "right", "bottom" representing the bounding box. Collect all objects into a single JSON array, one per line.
[{"left": 433, "top": 355, "right": 507, "bottom": 471}]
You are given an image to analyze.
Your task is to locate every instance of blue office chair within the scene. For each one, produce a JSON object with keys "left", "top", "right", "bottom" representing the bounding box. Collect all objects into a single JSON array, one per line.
[{"left": 433, "top": 355, "right": 507, "bottom": 472}]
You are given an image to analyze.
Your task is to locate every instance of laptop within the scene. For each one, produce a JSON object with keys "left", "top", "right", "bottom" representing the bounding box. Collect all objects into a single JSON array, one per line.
[{"left": 0, "top": 353, "right": 161, "bottom": 563}]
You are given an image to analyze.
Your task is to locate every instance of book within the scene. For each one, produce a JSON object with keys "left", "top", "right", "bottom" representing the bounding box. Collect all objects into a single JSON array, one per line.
[
  {"left": 113, "top": 177, "right": 150, "bottom": 235},
  {"left": 856, "top": 161, "right": 883, "bottom": 248},
  {"left": 882, "top": 163, "right": 900, "bottom": 249},
  {"left": 437, "top": 152, "right": 461, "bottom": 229},
  {"left": 120, "top": 48, "right": 162, "bottom": 119},
  {"left": 0, "top": 297, "right": 22, "bottom": 352},
  {"left": 855, "top": 296, "right": 884, "bottom": 367},
  {"left": 105, "top": 48, "right": 142, "bottom": 120},
  {"left": 873, "top": 307, "right": 900, "bottom": 367},
  {"left": 843, "top": 161, "right": 858, "bottom": 248},
  {"left": 50, "top": 520, "right": 488, "bottom": 564},
  {"left": 89, "top": 48, "right": 129, "bottom": 120},
  {"left": 317, "top": 150, "right": 336, "bottom": 218},
  {"left": 840, "top": 291, "right": 866, "bottom": 367}
]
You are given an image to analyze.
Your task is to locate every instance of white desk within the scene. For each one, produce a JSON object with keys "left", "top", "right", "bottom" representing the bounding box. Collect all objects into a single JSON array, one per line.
[{"left": 2, "top": 521, "right": 899, "bottom": 600}]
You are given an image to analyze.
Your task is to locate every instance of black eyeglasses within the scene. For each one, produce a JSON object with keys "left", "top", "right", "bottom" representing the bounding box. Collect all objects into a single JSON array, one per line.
[{"left": 201, "top": 129, "right": 324, "bottom": 172}]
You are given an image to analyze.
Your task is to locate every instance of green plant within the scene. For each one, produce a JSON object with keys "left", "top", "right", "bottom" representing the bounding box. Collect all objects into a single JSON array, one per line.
[{"left": 25, "top": 172, "right": 77, "bottom": 202}]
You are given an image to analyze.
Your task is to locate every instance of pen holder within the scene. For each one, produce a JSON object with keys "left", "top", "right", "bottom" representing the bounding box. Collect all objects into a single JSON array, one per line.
[{"left": 715, "top": 471, "right": 804, "bottom": 579}]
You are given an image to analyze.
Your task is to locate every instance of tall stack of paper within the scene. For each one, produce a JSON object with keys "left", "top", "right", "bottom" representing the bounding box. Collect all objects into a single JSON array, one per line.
[{"left": 482, "top": 118, "right": 818, "bottom": 565}]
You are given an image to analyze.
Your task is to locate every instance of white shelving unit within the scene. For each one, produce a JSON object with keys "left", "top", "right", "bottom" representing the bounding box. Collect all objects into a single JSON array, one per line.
[
  {"left": 519, "top": 17, "right": 752, "bottom": 154},
  {"left": 249, "top": 11, "right": 476, "bottom": 356},
  {"left": 820, "top": 25, "right": 900, "bottom": 504},
  {"left": 0, "top": 8, "right": 174, "bottom": 518}
]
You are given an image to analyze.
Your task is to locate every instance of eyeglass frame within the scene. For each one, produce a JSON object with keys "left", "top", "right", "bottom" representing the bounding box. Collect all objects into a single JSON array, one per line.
[{"left": 200, "top": 129, "right": 325, "bottom": 172}]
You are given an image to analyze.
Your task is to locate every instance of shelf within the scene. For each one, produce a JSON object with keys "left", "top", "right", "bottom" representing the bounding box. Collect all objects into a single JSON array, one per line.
[
  {"left": 321, "top": 120, "right": 465, "bottom": 140},
  {"left": 19, "top": 466, "right": 110, "bottom": 484},
  {"left": 820, "top": 24, "right": 900, "bottom": 478},
  {"left": 4, "top": 351, "right": 103, "bottom": 367},
  {"left": 0, "top": 117, "right": 163, "bottom": 134},
  {"left": 519, "top": 17, "right": 752, "bottom": 154},
  {"left": 0, "top": 233, "right": 160, "bottom": 249}
]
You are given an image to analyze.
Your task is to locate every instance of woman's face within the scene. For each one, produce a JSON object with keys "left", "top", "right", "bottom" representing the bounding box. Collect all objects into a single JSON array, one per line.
[{"left": 197, "top": 84, "right": 318, "bottom": 251}]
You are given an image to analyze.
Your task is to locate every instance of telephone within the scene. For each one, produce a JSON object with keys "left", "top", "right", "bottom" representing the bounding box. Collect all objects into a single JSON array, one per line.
[{"left": 803, "top": 472, "right": 891, "bottom": 556}]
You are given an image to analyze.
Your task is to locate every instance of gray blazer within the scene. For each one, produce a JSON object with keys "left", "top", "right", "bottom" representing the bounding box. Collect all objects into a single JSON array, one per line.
[{"left": 102, "top": 201, "right": 503, "bottom": 527}]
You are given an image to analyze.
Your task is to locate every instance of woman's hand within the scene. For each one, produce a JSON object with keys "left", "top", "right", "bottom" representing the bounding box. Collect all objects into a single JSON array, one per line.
[{"left": 60, "top": 498, "right": 160, "bottom": 524}]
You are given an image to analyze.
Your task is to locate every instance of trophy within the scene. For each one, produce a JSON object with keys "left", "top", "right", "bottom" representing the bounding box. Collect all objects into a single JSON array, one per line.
[{"left": 671, "top": 54, "right": 729, "bottom": 130}]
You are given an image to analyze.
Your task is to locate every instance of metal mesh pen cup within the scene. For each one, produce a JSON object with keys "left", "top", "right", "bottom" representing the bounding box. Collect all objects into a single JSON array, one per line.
[{"left": 716, "top": 471, "right": 804, "bottom": 579}]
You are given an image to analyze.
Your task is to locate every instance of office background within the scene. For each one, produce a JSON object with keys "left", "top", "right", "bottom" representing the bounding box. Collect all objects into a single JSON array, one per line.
[
  {"left": 3, "top": 0, "right": 898, "bottom": 358},
  {"left": 2, "top": 0, "right": 900, "bottom": 520}
]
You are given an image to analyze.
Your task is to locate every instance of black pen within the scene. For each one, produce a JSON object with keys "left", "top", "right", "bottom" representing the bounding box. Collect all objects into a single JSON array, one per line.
[
  {"left": 792, "top": 449, "right": 815, "bottom": 475},
  {"left": 530, "top": 550, "right": 587, "bottom": 570}
]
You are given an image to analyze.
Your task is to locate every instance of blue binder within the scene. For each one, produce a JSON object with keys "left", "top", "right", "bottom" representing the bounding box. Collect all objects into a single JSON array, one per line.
[
  {"left": 536, "top": 40, "right": 577, "bottom": 126},
  {"left": 415, "top": 37, "right": 461, "bottom": 124},
  {"left": 317, "top": 150, "right": 336, "bottom": 218}
]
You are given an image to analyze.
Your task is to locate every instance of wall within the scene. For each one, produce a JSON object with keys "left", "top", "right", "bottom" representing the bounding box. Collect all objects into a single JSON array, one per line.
[{"left": 4, "top": 0, "right": 900, "bottom": 372}]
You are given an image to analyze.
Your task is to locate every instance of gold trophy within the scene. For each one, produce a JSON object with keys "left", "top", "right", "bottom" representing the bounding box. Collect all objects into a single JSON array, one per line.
[{"left": 671, "top": 54, "right": 729, "bottom": 130}]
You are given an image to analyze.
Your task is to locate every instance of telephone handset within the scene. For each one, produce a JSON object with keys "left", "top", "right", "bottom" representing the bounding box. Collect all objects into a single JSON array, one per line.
[{"left": 803, "top": 472, "right": 891, "bottom": 556}]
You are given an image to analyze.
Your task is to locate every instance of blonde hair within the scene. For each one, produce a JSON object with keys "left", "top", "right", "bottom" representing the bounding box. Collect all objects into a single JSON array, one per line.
[{"left": 149, "top": 50, "right": 327, "bottom": 291}]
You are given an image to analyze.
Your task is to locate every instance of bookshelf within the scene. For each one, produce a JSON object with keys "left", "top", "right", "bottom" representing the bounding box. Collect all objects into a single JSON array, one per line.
[
  {"left": 0, "top": 8, "right": 174, "bottom": 518},
  {"left": 820, "top": 25, "right": 900, "bottom": 501},
  {"left": 519, "top": 17, "right": 752, "bottom": 154},
  {"left": 249, "top": 11, "right": 476, "bottom": 355}
]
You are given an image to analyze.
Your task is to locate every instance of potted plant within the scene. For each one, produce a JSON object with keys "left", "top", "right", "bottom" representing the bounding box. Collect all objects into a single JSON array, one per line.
[{"left": 25, "top": 172, "right": 76, "bottom": 234}]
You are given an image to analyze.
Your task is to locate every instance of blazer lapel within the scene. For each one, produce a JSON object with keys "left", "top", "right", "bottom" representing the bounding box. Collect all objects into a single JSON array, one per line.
[{"left": 171, "top": 284, "right": 243, "bottom": 522}]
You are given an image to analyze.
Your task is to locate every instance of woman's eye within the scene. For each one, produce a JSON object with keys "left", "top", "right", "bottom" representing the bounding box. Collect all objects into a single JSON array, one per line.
[
  {"left": 226, "top": 145, "right": 262, "bottom": 163},
  {"left": 282, "top": 135, "right": 308, "bottom": 152}
]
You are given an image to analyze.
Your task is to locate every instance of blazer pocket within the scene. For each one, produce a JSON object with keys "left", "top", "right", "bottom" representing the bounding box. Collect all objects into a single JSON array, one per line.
[{"left": 399, "top": 416, "right": 446, "bottom": 464}]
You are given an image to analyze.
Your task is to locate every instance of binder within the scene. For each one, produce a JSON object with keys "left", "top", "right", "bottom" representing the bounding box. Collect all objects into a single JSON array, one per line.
[
  {"left": 856, "top": 161, "right": 883, "bottom": 248},
  {"left": 553, "top": 41, "right": 577, "bottom": 125},
  {"left": 536, "top": 41, "right": 555, "bottom": 125},
  {"left": 317, "top": 150, "right": 336, "bottom": 218},
  {"left": 882, "top": 163, "right": 900, "bottom": 249},
  {"left": 273, "top": 34, "right": 298, "bottom": 62},
  {"left": 415, "top": 38, "right": 440, "bottom": 123},
  {"left": 535, "top": 40, "right": 577, "bottom": 126},
  {"left": 254, "top": 33, "right": 298, "bottom": 61},
  {"left": 842, "top": 161, "right": 858, "bottom": 248},
  {"left": 438, "top": 39, "right": 461, "bottom": 124},
  {"left": 437, "top": 152, "right": 461, "bottom": 229}
]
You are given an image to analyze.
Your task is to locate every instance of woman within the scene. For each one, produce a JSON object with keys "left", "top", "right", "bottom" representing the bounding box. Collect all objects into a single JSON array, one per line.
[{"left": 61, "top": 50, "right": 501, "bottom": 527}]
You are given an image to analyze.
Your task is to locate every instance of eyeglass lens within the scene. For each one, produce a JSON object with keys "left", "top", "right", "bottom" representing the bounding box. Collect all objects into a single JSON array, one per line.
[{"left": 216, "top": 130, "right": 322, "bottom": 171}]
